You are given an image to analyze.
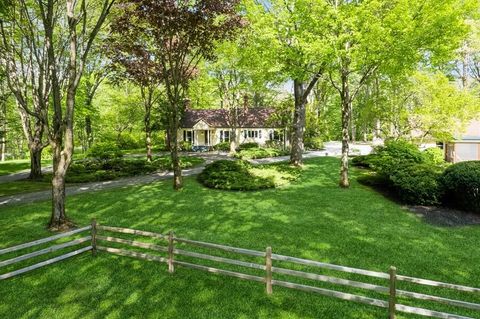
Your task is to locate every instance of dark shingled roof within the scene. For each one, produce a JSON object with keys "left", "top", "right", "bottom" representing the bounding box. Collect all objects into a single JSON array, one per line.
[{"left": 181, "top": 108, "right": 280, "bottom": 128}]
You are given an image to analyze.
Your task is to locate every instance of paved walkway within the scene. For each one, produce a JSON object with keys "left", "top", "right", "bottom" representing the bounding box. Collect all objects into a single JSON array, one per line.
[
  {"left": 0, "top": 165, "right": 207, "bottom": 207},
  {"left": 0, "top": 146, "right": 371, "bottom": 207}
]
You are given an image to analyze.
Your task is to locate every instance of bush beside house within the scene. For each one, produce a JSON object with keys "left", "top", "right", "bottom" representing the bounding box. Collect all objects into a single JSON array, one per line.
[
  {"left": 355, "top": 140, "right": 480, "bottom": 213},
  {"left": 440, "top": 161, "right": 480, "bottom": 214}
]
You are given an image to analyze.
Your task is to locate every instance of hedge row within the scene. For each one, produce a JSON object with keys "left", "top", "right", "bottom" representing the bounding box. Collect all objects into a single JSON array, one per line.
[{"left": 354, "top": 140, "right": 480, "bottom": 213}]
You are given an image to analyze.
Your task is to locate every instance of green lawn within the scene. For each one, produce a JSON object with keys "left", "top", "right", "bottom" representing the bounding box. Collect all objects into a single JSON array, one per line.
[
  {"left": 0, "top": 180, "right": 52, "bottom": 197},
  {"left": 0, "top": 159, "right": 51, "bottom": 176},
  {"left": 0, "top": 156, "right": 205, "bottom": 197},
  {"left": 0, "top": 157, "right": 479, "bottom": 318}
]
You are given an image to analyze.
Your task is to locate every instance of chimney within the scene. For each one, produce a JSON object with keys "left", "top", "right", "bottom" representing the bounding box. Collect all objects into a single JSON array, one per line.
[
  {"left": 184, "top": 98, "right": 191, "bottom": 109},
  {"left": 243, "top": 94, "right": 249, "bottom": 111}
]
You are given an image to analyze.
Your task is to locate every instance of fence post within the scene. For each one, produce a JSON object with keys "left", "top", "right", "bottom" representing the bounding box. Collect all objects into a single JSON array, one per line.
[
  {"left": 265, "top": 246, "right": 272, "bottom": 295},
  {"left": 168, "top": 231, "right": 174, "bottom": 273},
  {"left": 91, "top": 219, "right": 97, "bottom": 256},
  {"left": 388, "top": 266, "right": 397, "bottom": 319}
]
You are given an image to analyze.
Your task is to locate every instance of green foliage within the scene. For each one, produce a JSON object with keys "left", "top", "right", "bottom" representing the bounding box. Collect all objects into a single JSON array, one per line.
[
  {"left": 422, "top": 147, "right": 446, "bottom": 166},
  {"left": 356, "top": 172, "right": 388, "bottom": 188},
  {"left": 87, "top": 142, "right": 123, "bottom": 160},
  {"left": 237, "top": 142, "right": 259, "bottom": 150},
  {"left": 440, "top": 161, "right": 480, "bottom": 214},
  {"left": 390, "top": 163, "right": 443, "bottom": 206},
  {"left": 370, "top": 140, "right": 424, "bottom": 176},
  {"left": 198, "top": 160, "right": 298, "bottom": 191},
  {"left": 213, "top": 142, "right": 230, "bottom": 152},
  {"left": 234, "top": 147, "right": 288, "bottom": 160},
  {"left": 351, "top": 154, "right": 376, "bottom": 169},
  {"left": 117, "top": 133, "right": 144, "bottom": 150},
  {"left": 359, "top": 141, "right": 447, "bottom": 205},
  {"left": 2, "top": 157, "right": 480, "bottom": 318},
  {"left": 304, "top": 137, "right": 324, "bottom": 150},
  {"left": 179, "top": 141, "right": 193, "bottom": 152},
  {"left": 43, "top": 156, "right": 204, "bottom": 184}
]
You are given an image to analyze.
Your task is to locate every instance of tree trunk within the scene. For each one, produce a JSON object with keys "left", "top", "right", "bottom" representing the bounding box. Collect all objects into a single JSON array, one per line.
[
  {"left": 229, "top": 130, "right": 237, "bottom": 154},
  {"left": 49, "top": 137, "right": 73, "bottom": 230},
  {"left": 339, "top": 71, "right": 351, "bottom": 188},
  {"left": 170, "top": 105, "right": 182, "bottom": 190},
  {"left": 145, "top": 112, "right": 153, "bottom": 162},
  {"left": 1, "top": 135, "right": 5, "bottom": 161},
  {"left": 290, "top": 79, "right": 306, "bottom": 166},
  {"left": 50, "top": 159, "right": 67, "bottom": 229},
  {"left": 85, "top": 115, "right": 93, "bottom": 149},
  {"left": 146, "top": 129, "right": 153, "bottom": 162},
  {"left": 28, "top": 145, "right": 43, "bottom": 180}
]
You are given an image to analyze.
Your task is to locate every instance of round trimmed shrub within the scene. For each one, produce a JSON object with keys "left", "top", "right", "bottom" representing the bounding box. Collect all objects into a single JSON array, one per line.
[
  {"left": 213, "top": 142, "right": 231, "bottom": 152},
  {"left": 439, "top": 161, "right": 480, "bottom": 214},
  {"left": 389, "top": 163, "right": 442, "bottom": 206},
  {"left": 198, "top": 160, "right": 275, "bottom": 191}
]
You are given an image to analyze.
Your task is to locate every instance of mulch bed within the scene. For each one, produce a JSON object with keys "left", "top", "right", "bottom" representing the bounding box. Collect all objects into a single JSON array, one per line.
[{"left": 407, "top": 205, "right": 480, "bottom": 227}]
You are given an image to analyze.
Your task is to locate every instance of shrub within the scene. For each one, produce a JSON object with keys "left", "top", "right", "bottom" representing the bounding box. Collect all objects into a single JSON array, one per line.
[
  {"left": 198, "top": 160, "right": 298, "bottom": 191},
  {"left": 237, "top": 142, "right": 259, "bottom": 151},
  {"left": 422, "top": 147, "right": 445, "bottom": 165},
  {"left": 370, "top": 140, "right": 424, "bottom": 176},
  {"left": 117, "top": 134, "right": 143, "bottom": 150},
  {"left": 389, "top": 163, "right": 442, "bottom": 206},
  {"left": 357, "top": 173, "right": 389, "bottom": 188},
  {"left": 351, "top": 154, "right": 377, "bottom": 168},
  {"left": 87, "top": 142, "right": 123, "bottom": 160},
  {"left": 198, "top": 160, "right": 274, "bottom": 190},
  {"left": 213, "top": 142, "right": 231, "bottom": 152},
  {"left": 265, "top": 140, "right": 288, "bottom": 150},
  {"left": 305, "top": 137, "right": 324, "bottom": 150},
  {"left": 234, "top": 147, "right": 288, "bottom": 160},
  {"left": 439, "top": 161, "right": 480, "bottom": 214},
  {"left": 179, "top": 141, "right": 192, "bottom": 152}
]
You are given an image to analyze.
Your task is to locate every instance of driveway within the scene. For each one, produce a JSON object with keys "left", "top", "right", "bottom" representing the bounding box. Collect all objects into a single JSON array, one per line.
[{"left": 0, "top": 148, "right": 359, "bottom": 207}]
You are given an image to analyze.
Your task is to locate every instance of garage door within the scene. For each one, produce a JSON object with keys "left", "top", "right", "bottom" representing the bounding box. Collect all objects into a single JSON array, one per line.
[{"left": 456, "top": 143, "right": 479, "bottom": 161}]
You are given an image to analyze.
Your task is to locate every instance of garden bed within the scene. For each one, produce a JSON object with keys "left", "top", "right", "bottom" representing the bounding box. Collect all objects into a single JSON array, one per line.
[{"left": 42, "top": 156, "right": 204, "bottom": 183}]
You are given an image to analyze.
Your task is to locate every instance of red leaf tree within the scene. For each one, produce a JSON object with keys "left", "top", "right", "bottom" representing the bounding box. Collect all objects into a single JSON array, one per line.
[{"left": 108, "top": 0, "right": 245, "bottom": 189}]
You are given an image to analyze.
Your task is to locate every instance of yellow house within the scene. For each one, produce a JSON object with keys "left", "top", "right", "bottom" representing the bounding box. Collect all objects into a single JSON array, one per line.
[{"left": 178, "top": 108, "right": 287, "bottom": 151}]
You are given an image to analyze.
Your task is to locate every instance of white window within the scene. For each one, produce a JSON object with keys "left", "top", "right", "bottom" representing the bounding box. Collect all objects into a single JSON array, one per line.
[
  {"left": 220, "top": 130, "right": 230, "bottom": 142},
  {"left": 245, "top": 130, "right": 260, "bottom": 139},
  {"left": 183, "top": 130, "right": 193, "bottom": 142}
]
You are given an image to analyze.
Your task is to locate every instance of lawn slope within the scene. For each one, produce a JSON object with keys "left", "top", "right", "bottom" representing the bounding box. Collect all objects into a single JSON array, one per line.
[{"left": 0, "top": 157, "right": 479, "bottom": 319}]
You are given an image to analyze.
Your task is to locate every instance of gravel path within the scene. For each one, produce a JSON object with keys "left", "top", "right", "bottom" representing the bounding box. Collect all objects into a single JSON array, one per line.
[{"left": 0, "top": 150, "right": 333, "bottom": 207}]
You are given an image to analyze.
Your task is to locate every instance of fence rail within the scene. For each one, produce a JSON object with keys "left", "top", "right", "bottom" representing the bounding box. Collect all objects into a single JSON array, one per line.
[
  {"left": 1, "top": 222, "right": 479, "bottom": 319},
  {"left": 0, "top": 224, "right": 93, "bottom": 280}
]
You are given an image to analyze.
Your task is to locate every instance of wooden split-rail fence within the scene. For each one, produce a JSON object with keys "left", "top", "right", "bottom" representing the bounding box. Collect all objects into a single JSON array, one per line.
[{"left": 1, "top": 220, "right": 479, "bottom": 319}]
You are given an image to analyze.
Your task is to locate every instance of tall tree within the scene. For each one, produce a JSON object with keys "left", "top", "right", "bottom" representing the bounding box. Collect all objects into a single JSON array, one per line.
[
  {"left": 322, "top": 0, "right": 475, "bottom": 187},
  {"left": 46, "top": 0, "right": 115, "bottom": 229},
  {"left": 0, "top": 1, "right": 53, "bottom": 179},
  {"left": 106, "top": 36, "right": 164, "bottom": 162},
  {"left": 245, "top": 0, "right": 329, "bottom": 166},
  {"left": 109, "top": 0, "right": 244, "bottom": 190},
  {"left": 76, "top": 47, "right": 111, "bottom": 152},
  {"left": 1, "top": 0, "right": 115, "bottom": 229}
]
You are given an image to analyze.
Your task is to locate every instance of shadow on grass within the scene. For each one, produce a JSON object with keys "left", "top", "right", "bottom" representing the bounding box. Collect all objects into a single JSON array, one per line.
[{"left": 0, "top": 157, "right": 479, "bottom": 318}]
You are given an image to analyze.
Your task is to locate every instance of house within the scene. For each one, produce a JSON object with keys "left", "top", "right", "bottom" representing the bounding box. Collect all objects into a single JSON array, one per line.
[
  {"left": 179, "top": 108, "right": 287, "bottom": 151},
  {"left": 445, "top": 120, "right": 480, "bottom": 162}
]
